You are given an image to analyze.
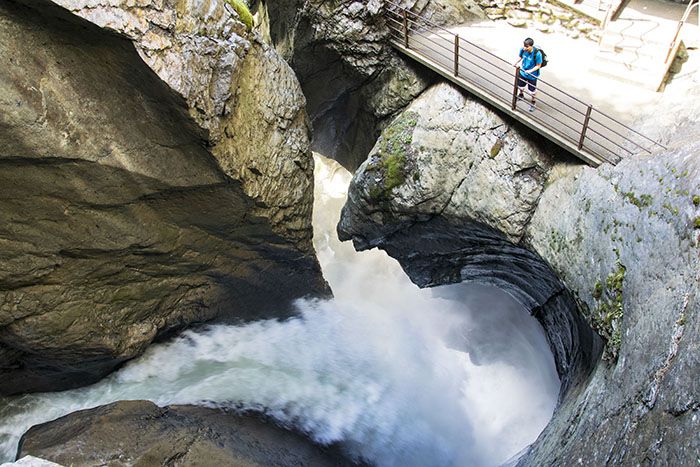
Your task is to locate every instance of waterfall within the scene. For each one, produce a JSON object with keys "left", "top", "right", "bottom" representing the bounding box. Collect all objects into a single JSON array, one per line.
[{"left": 0, "top": 155, "right": 559, "bottom": 466}]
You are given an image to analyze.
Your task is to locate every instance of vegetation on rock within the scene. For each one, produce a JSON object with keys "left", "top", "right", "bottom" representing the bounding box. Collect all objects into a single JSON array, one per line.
[
  {"left": 226, "top": 0, "right": 254, "bottom": 31},
  {"left": 622, "top": 191, "right": 653, "bottom": 209},
  {"left": 591, "top": 259, "right": 626, "bottom": 362},
  {"left": 367, "top": 111, "right": 418, "bottom": 200},
  {"left": 489, "top": 138, "right": 504, "bottom": 158}
]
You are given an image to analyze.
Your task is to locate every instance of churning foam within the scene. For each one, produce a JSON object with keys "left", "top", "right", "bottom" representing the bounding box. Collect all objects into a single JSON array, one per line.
[{"left": 0, "top": 155, "right": 559, "bottom": 466}]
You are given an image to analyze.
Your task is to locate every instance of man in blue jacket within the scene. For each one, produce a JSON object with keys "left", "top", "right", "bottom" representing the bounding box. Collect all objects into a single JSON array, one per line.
[{"left": 514, "top": 37, "right": 543, "bottom": 112}]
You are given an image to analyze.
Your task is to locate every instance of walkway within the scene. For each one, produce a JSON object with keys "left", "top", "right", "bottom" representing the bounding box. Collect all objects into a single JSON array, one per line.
[
  {"left": 593, "top": 0, "right": 698, "bottom": 90},
  {"left": 385, "top": 2, "right": 666, "bottom": 167}
]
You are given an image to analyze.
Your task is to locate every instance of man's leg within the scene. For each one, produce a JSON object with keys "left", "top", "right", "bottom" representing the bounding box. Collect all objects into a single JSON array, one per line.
[
  {"left": 517, "top": 76, "right": 526, "bottom": 99},
  {"left": 528, "top": 78, "right": 537, "bottom": 111}
]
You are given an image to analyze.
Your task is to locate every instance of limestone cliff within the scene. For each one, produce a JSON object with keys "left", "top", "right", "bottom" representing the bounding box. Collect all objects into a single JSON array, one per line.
[
  {"left": 55, "top": 0, "right": 316, "bottom": 250},
  {"left": 521, "top": 148, "right": 699, "bottom": 465},
  {"left": 256, "top": 0, "right": 485, "bottom": 169},
  {"left": 338, "top": 81, "right": 700, "bottom": 464},
  {"left": 338, "top": 83, "right": 601, "bottom": 394},
  {"left": 338, "top": 83, "right": 557, "bottom": 248},
  {"left": 0, "top": 0, "right": 327, "bottom": 395}
]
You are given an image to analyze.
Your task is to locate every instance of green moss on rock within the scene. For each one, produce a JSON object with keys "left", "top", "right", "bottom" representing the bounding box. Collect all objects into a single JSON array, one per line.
[
  {"left": 591, "top": 260, "right": 626, "bottom": 362},
  {"left": 663, "top": 203, "right": 679, "bottom": 216},
  {"left": 489, "top": 138, "right": 504, "bottom": 158},
  {"left": 593, "top": 280, "right": 603, "bottom": 300},
  {"left": 622, "top": 191, "right": 653, "bottom": 209},
  {"left": 368, "top": 111, "right": 418, "bottom": 201},
  {"left": 225, "top": 0, "right": 254, "bottom": 31}
]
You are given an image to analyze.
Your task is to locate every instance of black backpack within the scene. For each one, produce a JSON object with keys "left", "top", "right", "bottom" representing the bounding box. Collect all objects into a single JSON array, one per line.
[
  {"left": 520, "top": 47, "right": 548, "bottom": 67},
  {"left": 535, "top": 47, "right": 548, "bottom": 67}
]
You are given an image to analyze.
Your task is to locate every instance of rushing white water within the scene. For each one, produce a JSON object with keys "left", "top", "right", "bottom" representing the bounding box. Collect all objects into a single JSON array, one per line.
[{"left": 0, "top": 155, "right": 559, "bottom": 466}]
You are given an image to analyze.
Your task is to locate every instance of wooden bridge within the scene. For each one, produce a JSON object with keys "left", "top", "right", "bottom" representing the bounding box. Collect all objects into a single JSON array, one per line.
[{"left": 384, "top": 1, "right": 666, "bottom": 167}]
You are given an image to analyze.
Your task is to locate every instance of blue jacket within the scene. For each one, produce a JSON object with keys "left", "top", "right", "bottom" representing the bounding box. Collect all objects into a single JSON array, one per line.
[{"left": 519, "top": 47, "right": 543, "bottom": 78}]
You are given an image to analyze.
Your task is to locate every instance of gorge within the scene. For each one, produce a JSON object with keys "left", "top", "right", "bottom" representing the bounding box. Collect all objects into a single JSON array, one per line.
[
  {"left": 1, "top": 0, "right": 698, "bottom": 465},
  {"left": 2, "top": 155, "right": 560, "bottom": 466}
]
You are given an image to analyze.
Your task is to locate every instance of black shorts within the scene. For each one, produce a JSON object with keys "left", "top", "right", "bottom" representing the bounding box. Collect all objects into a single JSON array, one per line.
[{"left": 518, "top": 74, "right": 538, "bottom": 92}]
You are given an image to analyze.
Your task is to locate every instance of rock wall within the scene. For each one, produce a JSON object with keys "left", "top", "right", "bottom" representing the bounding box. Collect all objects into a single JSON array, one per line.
[
  {"left": 17, "top": 400, "right": 354, "bottom": 466},
  {"left": 0, "top": 0, "right": 327, "bottom": 395},
  {"left": 520, "top": 147, "right": 699, "bottom": 465},
  {"left": 338, "top": 80, "right": 700, "bottom": 464},
  {"left": 337, "top": 83, "right": 601, "bottom": 393},
  {"left": 257, "top": 0, "right": 484, "bottom": 169},
  {"left": 338, "top": 83, "right": 557, "bottom": 247},
  {"left": 54, "top": 0, "right": 316, "bottom": 250},
  {"left": 477, "top": 0, "right": 602, "bottom": 41}
]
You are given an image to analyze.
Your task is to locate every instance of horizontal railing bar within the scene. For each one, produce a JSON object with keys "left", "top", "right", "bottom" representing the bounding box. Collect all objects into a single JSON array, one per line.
[
  {"left": 387, "top": 17, "right": 425, "bottom": 34},
  {"left": 404, "top": 32, "right": 455, "bottom": 61},
  {"left": 584, "top": 135, "right": 634, "bottom": 158},
  {"left": 578, "top": 135, "right": 620, "bottom": 164},
  {"left": 590, "top": 110, "right": 662, "bottom": 150},
  {"left": 402, "top": 13, "right": 445, "bottom": 33},
  {"left": 581, "top": 137, "right": 624, "bottom": 164},
  {"left": 390, "top": 22, "right": 449, "bottom": 46},
  {"left": 460, "top": 71, "right": 518, "bottom": 96},
  {"left": 408, "top": 31, "right": 456, "bottom": 56},
  {"left": 454, "top": 66, "right": 514, "bottom": 94},
  {"left": 530, "top": 101, "right": 589, "bottom": 135},
  {"left": 588, "top": 115, "right": 652, "bottom": 154},
  {"left": 387, "top": 28, "right": 455, "bottom": 61},
  {"left": 455, "top": 54, "right": 522, "bottom": 90},
  {"left": 583, "top": 124, "right": 638, "bottom": 156},
  {"left": 516, "top": 104, "right": 624, "bottom": 163},
  {"left": 386, "top": 0, "right": 456, "bottom": 35},
  {"left": 525, "top": 112, "right": 594, "bottom": 151},
  {"left": 515, "top": 82, "right": 589, "bottom": 118}
]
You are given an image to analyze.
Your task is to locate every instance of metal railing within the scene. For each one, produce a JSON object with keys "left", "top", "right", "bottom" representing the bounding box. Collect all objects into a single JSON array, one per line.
[
  {"left": 665, "top": 0, "right": 699, "bottom": 64},
  {"left": 384, "top": 1, "right": 666, "bottom": 165}
]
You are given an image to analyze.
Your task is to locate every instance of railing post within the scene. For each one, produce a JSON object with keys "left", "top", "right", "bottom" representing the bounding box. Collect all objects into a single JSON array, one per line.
[
  {"left": 665, "top": 21, "right": 684, "bottom": 64},
  {"left": 512, "top": 66, "right": 520, "bottom": 110},
  {"left": 578, "top": 105, "right": 593, "bottom": 150},
  {"left": 610, "top": 0, "right": 633, "bottom": 22},
  {"left": 454, "top": 35, "right": 459, "bottom": 77},
  {"left": 403, "top": 10, "right": 409, "bottom": 48}
]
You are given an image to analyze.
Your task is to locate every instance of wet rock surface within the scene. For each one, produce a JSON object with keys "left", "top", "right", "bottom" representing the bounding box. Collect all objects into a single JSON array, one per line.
[
  {"left": 17, "top": 400, "right": 355, "bottom": 466},
  {"left": 0, "top": 0, "right": 327, "bottom": 395}
]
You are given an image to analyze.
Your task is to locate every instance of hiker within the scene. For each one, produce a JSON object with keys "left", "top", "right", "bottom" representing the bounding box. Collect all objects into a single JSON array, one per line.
[{"left": 514, "top": 38, "right": 543, "bottom": 112}]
